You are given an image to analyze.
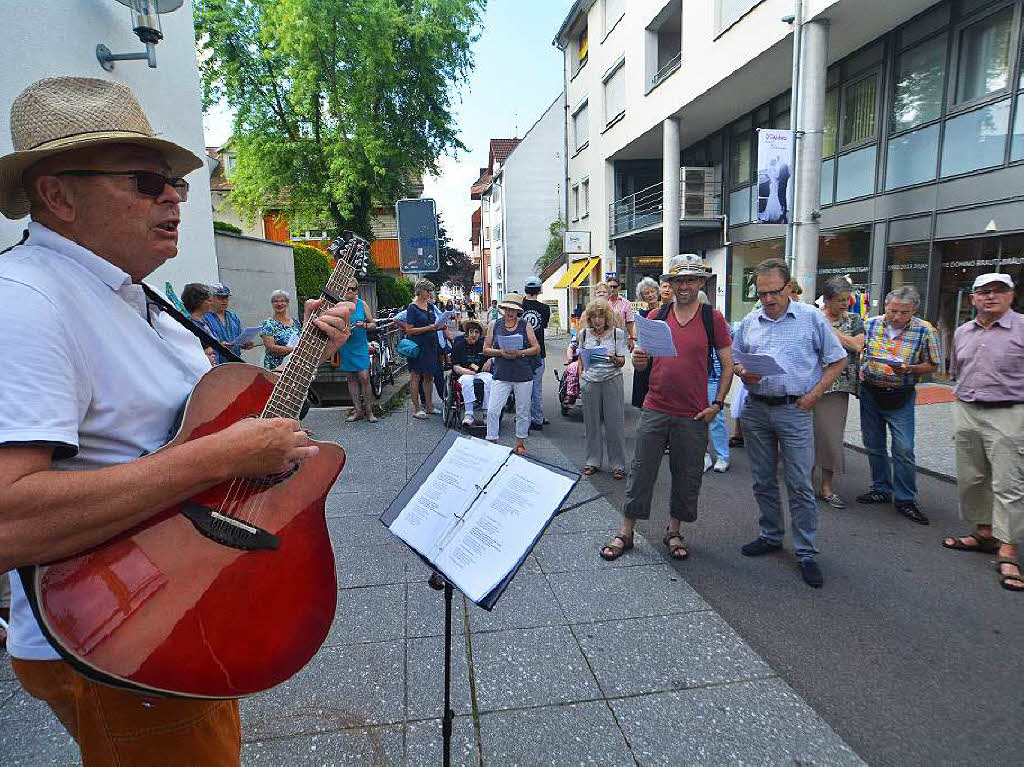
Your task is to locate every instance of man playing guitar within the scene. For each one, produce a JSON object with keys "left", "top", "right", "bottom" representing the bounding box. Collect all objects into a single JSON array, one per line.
[{"left": 0, "top": 77, "right": 354, "bottom": 765}]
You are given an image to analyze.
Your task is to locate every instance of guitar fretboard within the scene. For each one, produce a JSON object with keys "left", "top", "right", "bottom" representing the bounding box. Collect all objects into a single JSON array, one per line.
[{"left": 262, "top": 252, "right": 359, "bottom": 420}]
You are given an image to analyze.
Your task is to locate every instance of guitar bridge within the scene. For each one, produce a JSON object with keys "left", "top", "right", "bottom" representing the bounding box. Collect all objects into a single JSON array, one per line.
[{"left": 181, "top": 502, "right": 280, "bottom": 551}]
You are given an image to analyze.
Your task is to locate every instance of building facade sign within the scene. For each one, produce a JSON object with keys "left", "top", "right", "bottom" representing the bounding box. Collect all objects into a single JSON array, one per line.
[{"left": 564, "top": 230, "right": 592, "bottom": 255}]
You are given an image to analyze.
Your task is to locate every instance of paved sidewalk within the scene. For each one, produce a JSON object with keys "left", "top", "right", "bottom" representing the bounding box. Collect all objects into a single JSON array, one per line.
[{"left": 0, "top": 401, "right": 863, "bottom": 765}]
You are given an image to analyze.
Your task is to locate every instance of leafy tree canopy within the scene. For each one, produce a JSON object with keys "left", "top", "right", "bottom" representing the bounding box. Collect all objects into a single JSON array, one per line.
[
  {"left": 196, "top": 0, "right": 485, "bottom": 236},
  {"left": 534, "top": 217, "right": 565, "bottom": 274}
]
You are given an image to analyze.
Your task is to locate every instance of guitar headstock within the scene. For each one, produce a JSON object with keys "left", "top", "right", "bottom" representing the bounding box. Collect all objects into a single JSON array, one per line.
[{"left": 328, "top": 231, "right": 369, "bottom": 279}]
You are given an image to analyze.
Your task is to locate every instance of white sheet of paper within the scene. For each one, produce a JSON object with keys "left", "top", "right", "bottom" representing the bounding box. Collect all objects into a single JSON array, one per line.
[
  {"left": 229, "top": 326, "right": 263, "bottom": 345},
  {"left": 285, "top": 330, "right": 301, "bottom": 348},
  {"left": 579, "top": 345, "right": 609, "bottom": 366},
  {"left": 388, "top": 437, "right": 510, "bottom": 558},
  {"left": 866, "top": 354, "right": 902, "bottom": 367},
  {"left": 433, "top": 454, "right": 575, "bottom": 603},
  {"left": 496, "top": 334, "right": 524, "bottom": 351},
  {"left": 435, "top": 310, "right": 457, "bottom": 326},
  {"left": 733, "top": 350, "right": 788, "bottom": 377},
  {"left": 633, "top": 314, "right": 677, "bottom": 357}
]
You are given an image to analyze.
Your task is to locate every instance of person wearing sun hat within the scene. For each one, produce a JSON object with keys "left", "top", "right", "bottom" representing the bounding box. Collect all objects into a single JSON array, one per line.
[
  {"left": 943, "top": 272, "right": 1024, "bottom": 593},
  {"left": 0, "top": 76, "right": 356, "bottom": 765},
  {"left": 483, "top": 292, "right": 541, "bottom": 454}
]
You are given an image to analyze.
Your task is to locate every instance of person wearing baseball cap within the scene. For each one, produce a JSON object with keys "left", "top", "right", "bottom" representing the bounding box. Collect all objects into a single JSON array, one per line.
[
  {"left": 0, "top": 77, "right": 354, "bottom": 764},
  {"left": 943, "top": 272, "right": 1024, "bottom": 592},
  {"left": 204, "top": 281, "right": 256, "bottom": 362},
  {"left": 522, "top": 275, "right": 551, "bottom": 430}
]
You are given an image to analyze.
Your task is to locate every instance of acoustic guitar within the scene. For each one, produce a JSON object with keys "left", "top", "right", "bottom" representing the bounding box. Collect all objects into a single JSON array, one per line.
[{"left": 19, "top": 234, "right": 368, "bottom": 699}]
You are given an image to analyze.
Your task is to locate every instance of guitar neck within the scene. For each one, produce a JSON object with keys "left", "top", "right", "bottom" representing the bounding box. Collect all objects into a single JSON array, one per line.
[{"left": 262, "top": 258, "right": 357, "bottom": 420}]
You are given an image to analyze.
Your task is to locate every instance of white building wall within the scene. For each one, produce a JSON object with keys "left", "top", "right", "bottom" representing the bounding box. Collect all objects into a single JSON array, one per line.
[
  {"left": 0, "top": 0, "right": 217, "bottom": 289},
  {"left": 501, "top": 93, "right": 566, "bottom": 296}
]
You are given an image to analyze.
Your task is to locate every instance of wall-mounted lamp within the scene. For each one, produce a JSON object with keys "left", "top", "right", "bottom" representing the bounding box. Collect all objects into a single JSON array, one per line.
[{"left": 97, "top": 0, "right": 184, "bottom": 71}]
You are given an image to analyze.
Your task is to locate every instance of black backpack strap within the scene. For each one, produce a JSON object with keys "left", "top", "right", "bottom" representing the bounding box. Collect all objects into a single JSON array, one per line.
[
  {"left": 141, "top": 282, "right": 244, "bottom": 363},
  {"left": 0, "top": 229, "right": 29, "bottom": 256},
  {"left": 657, "top": 303, "right": 671, "bottom": 321},
  {"left": 701, "top": 303, "right": 716, "bottom": 376}
]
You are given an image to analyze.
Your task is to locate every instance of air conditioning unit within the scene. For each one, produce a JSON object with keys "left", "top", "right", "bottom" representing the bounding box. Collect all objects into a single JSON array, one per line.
[{"left": 680, "top": 167, "right": 719, "bottom": 219}]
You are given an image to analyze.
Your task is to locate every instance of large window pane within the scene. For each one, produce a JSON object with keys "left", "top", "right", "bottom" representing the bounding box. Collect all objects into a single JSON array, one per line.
[
  {"left": 823, "top": 89, "right": 838, "bottom": 157},
  {"left": 836, "top": 144, "right": 877, "bottom": 201},
  {"left": 820, "top": 157, "right": 835, "bottom": 205},
  {"left": 941, "top": 98, "right": 1009, "bottom": 176},
  {"left": 955, "top": 7, "right": 1012, "bottom": 104},
  {"left": 730, "top": 134, "right": 751, "bottom": 187},
  {"left": 886, "top": 124, "right": 939, "bottom": 189},
  {"left": 1011, "top": 94, "right": 1024, "bottom": 161},
  {"left": 842, "top": 76, "right": 878, "bottom": 146},
  {"left": 604, "top": 63, "right": 625, "bottom": 124},
  {"left": 573, "top": 102, "right": 589, "bottom": 151},
  {"left": 897, "top": 4, "right": 949, "bottom": 50},
  {"left": 886, "top": 243, "right": 930, "bottom": 307},
  {"left": 729, "top": 186, "right": 751, "bottom": 224},
  {"left": 892, "top": 35, "right": 946, "bottom": 131}
]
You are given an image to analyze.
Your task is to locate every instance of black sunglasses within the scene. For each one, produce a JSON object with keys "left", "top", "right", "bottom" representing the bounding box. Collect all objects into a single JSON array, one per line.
[{"left": 57, "top": 170, "right": 189, "bottom": 201}]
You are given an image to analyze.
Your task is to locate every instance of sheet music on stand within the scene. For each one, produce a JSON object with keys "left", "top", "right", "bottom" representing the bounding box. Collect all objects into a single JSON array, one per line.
[{"left": 381, "top": 431, "right": 579, "bottom": 608}]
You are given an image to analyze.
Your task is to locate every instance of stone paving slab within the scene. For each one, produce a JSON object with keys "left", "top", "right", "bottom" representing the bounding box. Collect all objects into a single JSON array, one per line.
[
  {"left": 406, "top": 579, "right": 466, "bottom": 639},
  {"left": 405, "top": 716, "right": 478, "bottom": 766},
  {"left": 612, "top": 678, "right": 866, "bottom": 766},
  {"left": 242, "top": 727, "right": 402, "bottom": 766},
  {"left": 334, "top": 540, "right": 417, "bottom": 589},
  {"left": 576, "top": 613, "right": 775, "bottom": 697},
  {"left": 533, "top": 528, "right": 663, "bottom": 573},
  {"left": 548, "top": 563, "right": 708, "bottom": 624},
  {"left": 406, "top": 634, "right": 473, "bottom": 721},
  {"left": 466, "top": 572, "right": 567, "bottom": 634},
  {"left": 0, "top": 684, "right": 79, "bottom": 766},
  {"left": 325, "top": 490, "right": 392, "bottom": 516},
  {"left": 324, "top": 584, "right": 406, "bottom": 647},
  {"left": 0, "top": 653, "right": 13, "bottom": 681},
  {"left": 468, "top": 625, "right": 601, "bottom": 713},
  {"left": 478, "top": 701, "right": 633, "bottom": 765},
  {"left": 328, "top": 515, "right": 396, "bottom": 548}
]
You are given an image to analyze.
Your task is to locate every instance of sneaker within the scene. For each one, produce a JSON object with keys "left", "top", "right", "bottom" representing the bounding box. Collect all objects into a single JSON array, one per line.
[
  {"left": 703, "top": 453, "right": 713, "bottom": 472},
  {"left": 896, "top": 501, "right": 930, "bottom": 525},
  {"left": 800, "top": 557, "right": 824, "bottom": 588},
  {"left": 413, "top": 410, "right": 428, "bottom": 419},
  {"left": 462, "top": 415, "right": 475, "bottom": 427},
  {"left": 821, "top": 492, "right": 845, "bottom": 509},
  {"left": 741, "top": 538, "right": 782, "bottom": 557},
  {"left": 713, "top": 458, "right": 730, "bottom": 473},
  {"left": 856, "top": 490, "right": 892, "bottom": 504},
  {"left": 431, "top": 407, "right": 443, "bottom": 415}
]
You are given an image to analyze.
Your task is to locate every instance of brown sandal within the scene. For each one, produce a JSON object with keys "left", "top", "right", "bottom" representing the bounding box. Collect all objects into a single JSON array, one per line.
[
  {"left": 942, "top": 531, "right": 1000, "bottom": 553},
  {"left": 600, "top": 533, "right": 634, "bottom": 561},
  {"left": 663, "top": 529, "right": 689, "bottom": 560},
  {"left": 582, "top": 466, "right": 597, "bottom": 476},
  {"left": 995, "top": 558, "right": 1024, "bottom": 592},
  {"left": 612, "top": 470, "right": 626, "bottom": 481}
]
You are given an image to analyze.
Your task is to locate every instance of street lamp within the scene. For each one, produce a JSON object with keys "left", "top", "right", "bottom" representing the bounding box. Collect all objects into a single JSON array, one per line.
[{"left": 96, "top": 0, "right": 184, "bottom": 71}]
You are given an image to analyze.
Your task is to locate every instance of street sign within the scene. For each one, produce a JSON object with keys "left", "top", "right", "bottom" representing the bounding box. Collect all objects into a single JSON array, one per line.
[
  {"left": 472, "top": 285, "right": 483, "bottom": 293},
  {"left": 563, "top": 230, "right": 591, "bottom": 255},
  {"left": 396, "top": 198, "right": 439, "bottom": 273}
]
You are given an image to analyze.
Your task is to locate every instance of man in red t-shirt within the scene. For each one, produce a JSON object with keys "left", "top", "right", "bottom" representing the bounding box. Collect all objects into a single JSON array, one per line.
[{"left": 600, "top": 254, "right": 733, "bottom": 562}]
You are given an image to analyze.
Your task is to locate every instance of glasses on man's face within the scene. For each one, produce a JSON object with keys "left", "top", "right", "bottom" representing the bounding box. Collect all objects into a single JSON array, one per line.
[
  {"left": 974, "top": 286, "right": 1011, "bottom": 297},
  {"left": 608, "top": 284, "right": 619, "bottom": 290},
  {"left": 57, "top": 170, "right": 189, "bottom": 201},
  {"left": 756, "top": 286, "right": 787, "bottom": 300},
  {"left": 345, "top": 286, "right": 358, "bottom": 292}
]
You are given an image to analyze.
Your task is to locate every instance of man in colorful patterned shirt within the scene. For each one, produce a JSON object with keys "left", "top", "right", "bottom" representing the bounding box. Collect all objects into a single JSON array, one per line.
[{"left": 856, "top": 285, "right": 939, "bottom": 525}]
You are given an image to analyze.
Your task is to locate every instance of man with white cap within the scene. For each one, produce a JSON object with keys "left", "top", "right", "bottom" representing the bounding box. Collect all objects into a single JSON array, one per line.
[
  {"left": 943, "top": 273, "right": 1023, "bottom": 593},
  {"left": 0, "top": 77, "right": 353, "bottom": 764}
]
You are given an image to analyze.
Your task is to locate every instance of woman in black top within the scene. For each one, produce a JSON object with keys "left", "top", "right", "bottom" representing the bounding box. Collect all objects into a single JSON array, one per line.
[
  {"left": 631, "top": 277, "right": 663, "bottom": 408},
  {"left": 483, "top": 293, "right": 540, "bottom": 455}
]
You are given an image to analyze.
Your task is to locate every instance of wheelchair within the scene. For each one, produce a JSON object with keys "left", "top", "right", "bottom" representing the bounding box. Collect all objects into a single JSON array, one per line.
[{"left": 442, "top": 368, "right": 513, "bottom": 431}]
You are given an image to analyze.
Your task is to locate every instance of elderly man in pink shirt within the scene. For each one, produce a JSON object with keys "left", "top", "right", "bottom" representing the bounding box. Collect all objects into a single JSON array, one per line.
[
  {"left": 942, "top": 273, "right": 1024, "bottom": 593},
  {"left": 604, "top": 277, "right": 636, "bottom": 351}
]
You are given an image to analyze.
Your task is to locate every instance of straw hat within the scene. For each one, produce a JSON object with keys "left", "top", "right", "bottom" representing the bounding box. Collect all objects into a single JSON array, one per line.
[
  {"left": 661, "top": 253, "right": 711, "bottom": 280},
  {"left": 0, "top": 77, "right": 204, "bottom": 219},
  {"left": 497, "top": 293, "right": 524, "bottom": 313},
  {"left": 461, "top": 318, "right": 484, "bottom": 334}
]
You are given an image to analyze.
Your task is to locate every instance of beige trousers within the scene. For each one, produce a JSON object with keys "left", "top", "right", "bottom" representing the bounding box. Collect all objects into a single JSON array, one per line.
[{"left": 954, "top": 400, "right": 1024, "bottom": 544}]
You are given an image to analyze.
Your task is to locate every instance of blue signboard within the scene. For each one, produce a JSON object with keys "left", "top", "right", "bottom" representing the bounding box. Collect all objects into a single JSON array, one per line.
[
  {"left": 472, "top": 285, "right": 483, "bottom": 293},
  {"left": 396, "top": 198, "right": 439, "bottom": 273}
]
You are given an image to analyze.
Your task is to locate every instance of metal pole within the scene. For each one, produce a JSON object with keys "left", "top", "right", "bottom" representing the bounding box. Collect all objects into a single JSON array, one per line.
[
  {"left": 442, "top": 580, "right": 454, "bottom": 767},
  {"left": 662, "top": 117, "right": 681, "bottom": 272},
  {"left": 784, "top": 0, "right": 803, "bottom": 270}
]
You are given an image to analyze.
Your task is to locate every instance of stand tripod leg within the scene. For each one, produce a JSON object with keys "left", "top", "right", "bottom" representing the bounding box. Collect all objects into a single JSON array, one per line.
[{"left": 442, "top": 579, "right": 454, "bottom": 767}]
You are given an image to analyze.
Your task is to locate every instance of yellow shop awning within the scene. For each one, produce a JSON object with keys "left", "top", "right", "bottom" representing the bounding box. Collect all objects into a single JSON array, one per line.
[
  {"left": 553, "top": 258, "right": 591, "bottom": 288},
  {"left": 569, "top": 257, "right": 601, "bottom": 288}
]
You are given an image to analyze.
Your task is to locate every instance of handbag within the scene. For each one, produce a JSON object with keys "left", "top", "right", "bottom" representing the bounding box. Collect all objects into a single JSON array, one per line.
[{"left": 397, "top": 338, "right": 420, "bottom": 359}]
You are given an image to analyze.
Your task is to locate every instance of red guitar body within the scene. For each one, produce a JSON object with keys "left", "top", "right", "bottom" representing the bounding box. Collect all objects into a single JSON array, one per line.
[{"left": 21, "top": 363, "right": 345, "bottom": 699}]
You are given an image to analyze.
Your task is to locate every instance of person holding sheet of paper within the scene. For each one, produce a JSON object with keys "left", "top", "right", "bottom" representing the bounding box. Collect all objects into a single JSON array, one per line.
[
  {"left": 570, "top": 298, "right": 628, "bottom": 480},
  {"left": 452, "top": 318, "right": 492, "bottom": 426},
  {"left": 630, "top": 277, "right": 664, "bottom": 409},
  {"left": 601, "top": 255, "right": 732, "bottom": 563},
  {"left": 483, "top": 293, "right": 540, "bottom": 456},
  {"left": 205, "top": 282, "right": 256, "bottom": 363},
  {"left": 732, "top": 258, "right": 847, "bottom": 588},
  {"left": 260, "top": 289, "right": 301, "bottom": 372}
]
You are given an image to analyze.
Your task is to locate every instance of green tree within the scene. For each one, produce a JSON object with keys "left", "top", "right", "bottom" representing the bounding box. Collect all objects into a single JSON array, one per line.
[
  {"left": 534, "top": 217, "right": 566, "bottom": 273},
  {"left": 368, "top": 263, "right": 413, "bottom": 309},
  {"left": 196, "top": 0, "right": 484, "bottom": 236},
  {"left": 293, "top": 244, "right": 331, "bottom": 303}
]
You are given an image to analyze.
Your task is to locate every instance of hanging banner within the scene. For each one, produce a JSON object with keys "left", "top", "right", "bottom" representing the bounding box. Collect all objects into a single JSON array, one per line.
[{"left": 756, "top": 129, "right": 793, "bottom": 224}]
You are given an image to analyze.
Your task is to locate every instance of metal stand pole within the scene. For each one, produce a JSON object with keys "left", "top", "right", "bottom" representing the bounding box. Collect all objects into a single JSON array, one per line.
[{"left": 428, "top": 572, "right": 455, "bottom": 767}]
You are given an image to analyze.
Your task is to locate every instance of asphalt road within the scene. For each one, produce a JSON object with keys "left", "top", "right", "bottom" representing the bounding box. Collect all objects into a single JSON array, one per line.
[{"left": 539, "top": 336, "right": 1024, "bottom": 767}]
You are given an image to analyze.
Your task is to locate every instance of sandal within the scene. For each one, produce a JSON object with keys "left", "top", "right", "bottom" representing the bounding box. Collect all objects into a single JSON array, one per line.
[
  {"left": 662, "top": 528, "right": 689, "bottom": 560},
  {"left": 995, "top": 558, "right": 1024, "bottom": 592},
  {"left": 367, "top": 413, "right": 379, "bottom": 423},
  {"left": 346, "top": 410, "right": 364, "bottom": 422},
  {"left": 612, "top": 470, "right": 626, "bottom": 481},
  {"left": 942, "top": 531, "right": 1001, "bottom": 553},
  {"left": 582, "top": 466, "right": 597, "bottom": 476},
  {"left": 600, "top": 533, "right": 634, "bottom": 561},
  {"left": 513, "top": 445, "right": 529, "bottom": 457}
]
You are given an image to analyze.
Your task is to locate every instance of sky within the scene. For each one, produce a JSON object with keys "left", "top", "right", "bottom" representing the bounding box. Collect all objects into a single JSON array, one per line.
[{"left": 202, "top": 0, "right": 572, "bottom": 255}]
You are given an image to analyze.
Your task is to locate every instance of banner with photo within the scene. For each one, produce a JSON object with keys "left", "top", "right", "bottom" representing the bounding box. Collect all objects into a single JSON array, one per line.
[{"left": 756, "top": 129, "right": 793, "bottom": 224}]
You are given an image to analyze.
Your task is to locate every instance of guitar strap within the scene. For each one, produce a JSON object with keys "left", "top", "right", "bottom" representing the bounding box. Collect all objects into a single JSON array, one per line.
[{"left": 140, "top": 282, "right": 244, "bottom": 363}]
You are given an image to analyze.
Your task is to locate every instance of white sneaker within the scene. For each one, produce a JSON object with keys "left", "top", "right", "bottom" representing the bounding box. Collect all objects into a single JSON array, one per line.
[
  {"left": 703, "top": 453, "right": 713, "bottom": 472},
  {"left": 413, "top": 410, "right": 428, "bottom": 419},
  {"left": 462, "top": 414, "right": 475, "bottom": 427},
  {"left": 431, "top": 407, "right": 443, "bottom": 415},
  {"left": 713, "top": 458, "right": 730, "bottom": 473}
]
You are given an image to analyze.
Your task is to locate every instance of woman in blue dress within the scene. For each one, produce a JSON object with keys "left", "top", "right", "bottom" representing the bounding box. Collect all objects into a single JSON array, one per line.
[
  {"left": 405, "top": 279, "right": 443, "bottom": 419},
  {"left": 260, "top": 290, "right": 300, "bottom": 371},
  {"left": 339, "top": 280, "right": 378, "bottom": 422}
]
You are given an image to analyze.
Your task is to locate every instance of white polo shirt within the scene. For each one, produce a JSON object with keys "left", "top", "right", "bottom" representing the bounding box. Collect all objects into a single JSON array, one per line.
[{"left": 0, "top": 222, "right": 211, "bottom": 660}]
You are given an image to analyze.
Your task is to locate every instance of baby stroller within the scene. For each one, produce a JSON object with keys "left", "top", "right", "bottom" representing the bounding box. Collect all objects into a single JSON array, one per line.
[{"left": 553, "top": 359, "right": 582, "bottom": 418}]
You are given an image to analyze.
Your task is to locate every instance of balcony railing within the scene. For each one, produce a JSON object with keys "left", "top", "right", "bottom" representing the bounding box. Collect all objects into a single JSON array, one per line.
[
  {"left": 651, "top": 50, "right": 681, "bottom": 89},
  {"left": 609, "top": 171, "right": 722, "bottom": 236}
]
